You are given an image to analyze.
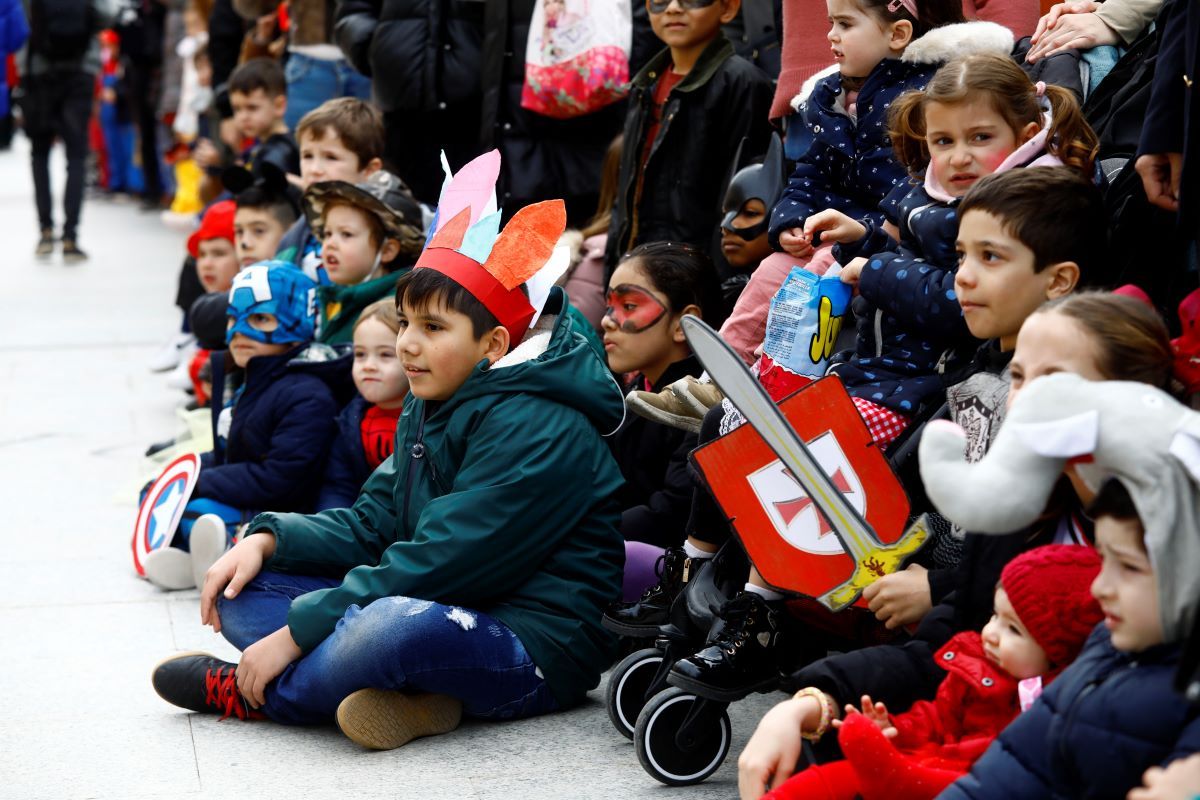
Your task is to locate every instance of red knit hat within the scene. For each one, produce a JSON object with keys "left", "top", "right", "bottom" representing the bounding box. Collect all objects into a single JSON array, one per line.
[
  {"left": 187, "top": 200, "right": 237, "bottom": 257},
  {"left": 1000, "top": 544, "right": 1103, "bottom": 670}
]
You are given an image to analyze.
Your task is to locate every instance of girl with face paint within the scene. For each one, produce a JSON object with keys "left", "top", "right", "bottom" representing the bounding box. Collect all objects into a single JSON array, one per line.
[{"left": 600, "top": 242, "right": 723, "bottom": 600}]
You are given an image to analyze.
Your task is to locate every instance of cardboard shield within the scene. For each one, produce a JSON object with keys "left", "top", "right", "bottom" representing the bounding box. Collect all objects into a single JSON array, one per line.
[
  {"left": 132, "top": 454, "right": 201, "bottom": 577},
  {"left": 692, "top": 377, "right": 910, "bottom": 606}
]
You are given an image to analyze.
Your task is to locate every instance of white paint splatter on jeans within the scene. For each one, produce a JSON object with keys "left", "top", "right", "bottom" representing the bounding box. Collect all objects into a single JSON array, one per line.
[{"left": 445, "top": 607, "right": 478, "bottom": 631}]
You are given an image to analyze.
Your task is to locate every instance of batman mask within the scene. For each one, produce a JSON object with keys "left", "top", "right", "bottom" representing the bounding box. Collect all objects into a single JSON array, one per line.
[{"left": 720, "top": 133, "right": 785, "bottom": 241}]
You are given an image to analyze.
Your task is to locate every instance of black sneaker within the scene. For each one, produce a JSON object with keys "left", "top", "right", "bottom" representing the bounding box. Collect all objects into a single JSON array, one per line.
[
  {"left": 61, "top": 239, "right": 88, "bottom": 263},
  {"left": 151, "top": 652, "right": 264, "bottom": 720},
  {"left": 35, "top": 229, "right": 54, "bottom": 257},
  {"left": 603, "top": 547, "right": 694, "bottom": 637},
  {"left": 667, "top": 591, "right": 787, "bottom": 701}
]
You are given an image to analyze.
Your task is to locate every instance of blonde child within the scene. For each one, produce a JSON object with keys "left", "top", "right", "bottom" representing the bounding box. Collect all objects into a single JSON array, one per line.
[
  {"left": 317, "top": 300, "right": 409, "bottom": 511},
  {"left": 758, "top": 545, "right": 1103, "bottom": 800}
]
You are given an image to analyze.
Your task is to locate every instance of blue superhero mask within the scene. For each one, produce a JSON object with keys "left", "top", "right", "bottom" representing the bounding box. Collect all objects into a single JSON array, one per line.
[{"left": 226, "top": 260, "right": 317, "bottom": 345}]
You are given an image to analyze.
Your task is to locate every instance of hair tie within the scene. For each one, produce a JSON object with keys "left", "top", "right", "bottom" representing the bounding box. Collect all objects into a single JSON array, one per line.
[
  {"left": 887, "top": 0, "right": 920, "bottom": 19},
  {"left": 1035, "top": 81, "right": 1047, "bottom": 98}
]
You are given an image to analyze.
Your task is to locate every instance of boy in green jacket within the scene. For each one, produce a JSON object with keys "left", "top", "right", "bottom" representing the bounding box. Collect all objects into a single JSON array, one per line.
[{"left": 151, "top": 151, "right": 627, "bottom": 750}]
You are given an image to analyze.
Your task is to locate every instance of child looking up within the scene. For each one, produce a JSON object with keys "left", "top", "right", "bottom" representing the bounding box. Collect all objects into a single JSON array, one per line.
[
  {"left": 150, "top": 153, "right": 627, "bottom": 752},
  {"left": 317, "top": 299, "right": 408, "bottom": 511},
  {"left": 605, "top": 0, "right": 773, "bottom": 274},
  {"left": 769, "top": 0, "right": 997, "bottom": 261},
  {"left": 757, "top": 545, "right": 1103, "bottom": 800},
  {"left": 940, "top": 471, "right": 1200, "bottom": 799},
  {"left": 303, "top": 171, "right": 425, "bottom": 345},
  {"left": 141, "top": 262, "right": 341, "bottom": 592},
  {"left": 277, "top": 98, "right": 386, "bottom": 285},
  {"left": 190, "top": 200, "right": 239, "bottom": 293},
  {"left": 602, "top": 242, "right": 720, "bottom": 599}
]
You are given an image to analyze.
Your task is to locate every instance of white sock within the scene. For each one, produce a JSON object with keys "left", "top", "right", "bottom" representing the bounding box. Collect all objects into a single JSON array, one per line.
[
  {"left": 744, "top": 582, "right": 784, "bottom": 602},
  {"left": 683, "top": 541, "right": 715, "bottom": 560}
]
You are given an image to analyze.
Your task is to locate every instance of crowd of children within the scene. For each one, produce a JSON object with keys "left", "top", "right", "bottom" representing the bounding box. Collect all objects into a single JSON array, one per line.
[{"left": 86, "top": 0, "right": 1200, "bottom": 796}]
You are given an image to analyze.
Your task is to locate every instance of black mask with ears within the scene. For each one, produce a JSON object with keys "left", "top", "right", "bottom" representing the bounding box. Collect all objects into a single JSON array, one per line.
[{"left": 720, "top": 132, "right": 785, "bottom": 241}]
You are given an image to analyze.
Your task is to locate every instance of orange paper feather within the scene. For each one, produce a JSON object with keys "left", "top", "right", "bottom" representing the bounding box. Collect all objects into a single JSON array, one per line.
[{"left": 484, "top": 200, "right": 567, "bottom": 290}]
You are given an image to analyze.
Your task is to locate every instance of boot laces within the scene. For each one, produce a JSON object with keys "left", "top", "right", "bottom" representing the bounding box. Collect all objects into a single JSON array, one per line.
[
  {"left": 640, "top": 549, "right": 684, "bottom": 601},
  {"left": 715, "top": 593, "right": 765, "bottom": 654},
  {"left": 204, "top": 665, "right": 257, "bottom": 720}
]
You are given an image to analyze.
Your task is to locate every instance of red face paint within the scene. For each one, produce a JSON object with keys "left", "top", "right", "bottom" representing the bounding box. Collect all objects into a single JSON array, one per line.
[{"left": 604, "top": 284, "right": 668, "bottom": 333}]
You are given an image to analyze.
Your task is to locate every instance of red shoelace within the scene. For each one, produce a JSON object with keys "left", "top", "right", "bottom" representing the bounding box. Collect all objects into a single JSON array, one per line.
[{"left": 204, "top": 666, "right": 263, "bottom": 721}]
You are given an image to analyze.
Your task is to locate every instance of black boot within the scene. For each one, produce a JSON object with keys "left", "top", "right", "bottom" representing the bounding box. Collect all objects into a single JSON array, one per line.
[
  {"left": 603, "top": 547, "right": 704, "bottom": 637},
  {"left": 152, "top": 652, "right": 264, "bottom": 720},
  {"left": 668, "top": 591, "right": 788, "bottom": 701}
]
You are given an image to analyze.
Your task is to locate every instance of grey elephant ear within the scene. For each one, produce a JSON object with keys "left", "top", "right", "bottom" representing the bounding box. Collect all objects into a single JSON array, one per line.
[
  {"left": 1012, "top": 410, "right": 1099, "bottom": 458},
  {"left": 1171, "top": 422, "right": 1200, "bottom": 483}
]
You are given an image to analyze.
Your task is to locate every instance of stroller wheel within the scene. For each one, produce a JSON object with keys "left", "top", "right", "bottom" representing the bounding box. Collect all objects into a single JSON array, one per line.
[
  {"left": 606, "top": 647, "right": 666, "bottom": 739},
  {"left": 634, "top": 687, "right": 731, "bottom": 786}
]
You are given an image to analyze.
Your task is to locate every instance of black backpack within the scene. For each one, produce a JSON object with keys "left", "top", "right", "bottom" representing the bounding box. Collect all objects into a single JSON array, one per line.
[{"left": 29, "top": 0, "right": 95, "bottom": 62}]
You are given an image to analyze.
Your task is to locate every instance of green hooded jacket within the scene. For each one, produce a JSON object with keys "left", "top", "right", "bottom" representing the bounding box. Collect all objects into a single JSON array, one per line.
[
  {"left": 248, "top": 290, "right": 627, "bottom": 707},
  {"left": 315, "top": 270, "right": 408, "bottom": 346}
]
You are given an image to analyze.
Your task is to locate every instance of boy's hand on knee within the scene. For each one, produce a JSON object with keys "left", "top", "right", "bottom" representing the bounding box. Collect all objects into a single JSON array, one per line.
[
  {"left": 238, "top": 625, "right": 301, "bottom": 708},
  {"left": 803, "top": 210, "right": 867, "bottom": 246},
  {"left": 200, "top": 531, "right": 275, "bottom": 632},
  {"left": 862, "top": 564, "right": 931, "bottom": 630},
  {"left": 779, "top": 228, "right": 815, "bottom": 259}
]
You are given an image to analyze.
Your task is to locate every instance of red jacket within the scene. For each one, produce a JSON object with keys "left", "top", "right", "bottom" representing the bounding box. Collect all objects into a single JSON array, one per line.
[{"left": 888, "top": 631, "right": 1020, "bottom": 768}]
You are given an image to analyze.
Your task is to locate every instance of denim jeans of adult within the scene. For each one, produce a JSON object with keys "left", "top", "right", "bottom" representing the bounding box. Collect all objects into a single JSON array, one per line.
[
  {"left": 26, "top": 71, "right": 92, "bottom": 240},
  {"left": 283, "top": 53, "right": 372, "bottom": 132},
  {"left": 217, "top": 571, "right": 559, "bottom": 726}
]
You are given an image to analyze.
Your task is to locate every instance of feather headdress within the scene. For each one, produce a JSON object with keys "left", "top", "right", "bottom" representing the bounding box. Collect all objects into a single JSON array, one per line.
[{"left": 414, "top": 150, "right": 570, "bottom": 344}]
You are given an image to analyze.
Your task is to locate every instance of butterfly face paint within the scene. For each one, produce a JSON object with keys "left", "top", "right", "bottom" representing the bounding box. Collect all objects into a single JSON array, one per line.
[{"left": 604, "top": 284, "right": 669, "bottom": 333}]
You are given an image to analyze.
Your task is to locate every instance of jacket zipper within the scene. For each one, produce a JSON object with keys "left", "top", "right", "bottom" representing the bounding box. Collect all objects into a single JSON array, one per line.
[{"left": 402, "top": 406, "right": 427, "bottom": 524}]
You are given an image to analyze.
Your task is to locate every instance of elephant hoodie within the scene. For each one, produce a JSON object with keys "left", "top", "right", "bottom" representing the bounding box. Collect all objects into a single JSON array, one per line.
[{"left": 246, "top": 289, "right": 628, "bottom": 708}]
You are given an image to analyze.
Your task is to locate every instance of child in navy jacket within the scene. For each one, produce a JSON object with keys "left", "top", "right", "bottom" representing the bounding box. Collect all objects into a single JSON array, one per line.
[
  {"left": 142, "top": 261, "right": 342, "bottom": 591},
  {"left": 317, "top": 299, "right": 408, "bottom": 511}
]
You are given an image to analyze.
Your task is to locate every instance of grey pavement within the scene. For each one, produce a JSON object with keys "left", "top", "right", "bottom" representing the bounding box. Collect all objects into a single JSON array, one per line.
[{"left": 0, "top": 140, "right": 779, "bottom": 799}]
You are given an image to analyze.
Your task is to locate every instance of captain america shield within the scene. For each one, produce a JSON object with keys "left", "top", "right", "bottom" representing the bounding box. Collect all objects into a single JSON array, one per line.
[{"left": 131, "top": 454, "right": 201, "bottom": 577}]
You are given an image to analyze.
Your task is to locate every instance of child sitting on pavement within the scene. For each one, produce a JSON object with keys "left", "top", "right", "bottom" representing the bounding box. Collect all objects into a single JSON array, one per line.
[
  {"left": 303, "top": 170, "right": 425, "bottom": 345},
  {"left": 141, "top": 262, "right": 341, "bottom": 591},
  {"left": 276, "top": 98, "right": 386, "bottom": 285},
  {"left": 150, "top": 153, "right": 627, "bottom": 752},
  {"left": 316, "top": 299, "right": 408, "bottom": 511},
  {"left": 759, "top": 545, "right": 1103, "bottom": 800}
]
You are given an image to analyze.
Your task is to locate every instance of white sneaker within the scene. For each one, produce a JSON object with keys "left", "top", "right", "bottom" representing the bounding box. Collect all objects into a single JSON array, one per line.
[
  {"left": 149, "top": 333, "right": 196, "bottom": 373},
  {"left": 142, "top": 547, "right": 197, "bottom": 590},
  {"left": 165, "top": 341, "right": 199, "bottom": 389},
  {"left": 188, "top": 514, "right": 230, "bottom": 589}
]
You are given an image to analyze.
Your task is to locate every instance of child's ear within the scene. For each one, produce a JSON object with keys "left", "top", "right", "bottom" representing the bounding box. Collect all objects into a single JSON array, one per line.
[
  {"left": 1044, "top": 261, "right": 1080, "bottom": 300},
  {"left": 719, "top": 0, "right": 741, "bottom": 25},
  {"left": 380, "top": 237, "right": 402, "bottom": 265},
  {"left": 1019, "top": 120, "right": 1041, "bottom": 145},
  {"left": 482, "top": 325, "right": 511, "bottom": 365},
  {"left": 361, "top": 157, "right": 383, "bottom": 178},
  {"left": 273, "top": 93, "right": 287, "bottom": 118},
  {"left": 889, "top": 19, "right": 914, "bottom": 53},
  {"left": 672, "top": 304, "right": 702, "bottom": 343}
]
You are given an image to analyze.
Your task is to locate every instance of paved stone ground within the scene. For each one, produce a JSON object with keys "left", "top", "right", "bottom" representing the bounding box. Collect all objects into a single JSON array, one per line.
[{"left": 0, "top": 140, "right": 780, "bottom": 799}]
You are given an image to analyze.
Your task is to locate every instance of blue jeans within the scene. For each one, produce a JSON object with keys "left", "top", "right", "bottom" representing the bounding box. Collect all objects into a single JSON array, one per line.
[
  {"left": 284, "top": 54, "right": 373, "bottom": 132},
  {"left": 217, "top": 571, "right": 559, "bottom": 726}
]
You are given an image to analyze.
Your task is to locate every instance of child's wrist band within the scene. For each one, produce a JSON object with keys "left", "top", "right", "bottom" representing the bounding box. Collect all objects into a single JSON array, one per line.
[{"left": 793, "top": 688, "right": 836, "bottom": 742}]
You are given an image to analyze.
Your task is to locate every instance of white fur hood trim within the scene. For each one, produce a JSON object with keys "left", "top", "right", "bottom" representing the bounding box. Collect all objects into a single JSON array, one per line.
[
  {"left": 902, "top": 21, "right": 1014, "bottom": 65},
  {"left": 492, "top": 314, "right": 556, "bottom": 370},
  {"left": 790, "top": 21, "right": 1015, "bottom": 111}
]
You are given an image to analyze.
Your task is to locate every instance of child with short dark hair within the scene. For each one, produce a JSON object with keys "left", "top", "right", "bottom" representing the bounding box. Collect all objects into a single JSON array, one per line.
[
  {"left": 227, "top": 58, "right": 298, "bottom": 178},
  {"left": 316, "top": 299, "right": 408, "bottom": 511},
  {"left": 141, "top": 261, "right": 342, "bottom": 591},
  {"left": 605, "top": 0, "right": 773, "bottom": 273},
  {"left": 229, "top": 165, "right": 299, "bottom": 268},
  {"left": 150, "top": 153, "right": 627, "bottom": 752}
]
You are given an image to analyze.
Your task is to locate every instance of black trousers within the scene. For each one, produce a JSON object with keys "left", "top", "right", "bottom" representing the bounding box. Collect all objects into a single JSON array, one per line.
[{"left": 25, "top": 71, "right": 93, "bottom": 240}]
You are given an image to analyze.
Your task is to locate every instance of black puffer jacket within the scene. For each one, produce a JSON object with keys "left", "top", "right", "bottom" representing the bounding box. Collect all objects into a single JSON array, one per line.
[{"left": 605, "top": 36, "right": 773, "bottom": 272}]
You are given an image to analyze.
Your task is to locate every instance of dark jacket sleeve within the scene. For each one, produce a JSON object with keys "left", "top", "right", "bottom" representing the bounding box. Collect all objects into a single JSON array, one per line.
[
  {"left": 834, "top": 217, "right": 899, "bottom": 262},
  {"left": 620, "top": 432, "right": 698, "bottom": 548},
  {"left": 193, "top": 379, "right": 339, "bottom": 509},
  {"left": 333, "top": 0, "right": 380, "bottom": 77},
  {"left": 783, "top": 631, "right": 943, "bottom": 709},
  {"left": 769, "top": 149, "right": 879, "bottom": 249},
  {"left": 856, "top": 243, "right": 969, "bottom": 342},
  {"left": 1137, "top": 0, "right": 1185, "bottom": 155},
  {"left": 317, "top": 411, "right": 366, "bottom": 512}
]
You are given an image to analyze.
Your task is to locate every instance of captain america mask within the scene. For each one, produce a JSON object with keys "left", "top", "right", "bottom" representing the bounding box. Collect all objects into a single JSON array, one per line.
[
  {"left": 604, "top": 284, "right": 669, "bottom": 333},
  {"left": 226, "top": 261, "right": 317, "bottom": 345}
]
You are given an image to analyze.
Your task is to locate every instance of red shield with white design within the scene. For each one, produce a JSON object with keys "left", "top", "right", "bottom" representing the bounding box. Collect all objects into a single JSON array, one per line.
[
  {"left": 131, "top": 454, "right": 201, "bottom": 577},
  {"left": 692, "top": 377, "right": 909, "bottom": 606}
]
